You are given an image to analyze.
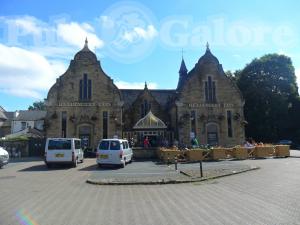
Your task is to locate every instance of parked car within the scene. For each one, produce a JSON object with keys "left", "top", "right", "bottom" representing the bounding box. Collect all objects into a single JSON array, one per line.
[
  {"left": 278, "top": 140, "right": 292, "bottom": 145},
  {"left": 0, "top": 147, "right": 9, "bottom": 168},
  {"left": 96, "top": 139, "right": 133, "bottom": 168},
  {"left": 44, "top": 138, "right": 84, "bottom": 168}
]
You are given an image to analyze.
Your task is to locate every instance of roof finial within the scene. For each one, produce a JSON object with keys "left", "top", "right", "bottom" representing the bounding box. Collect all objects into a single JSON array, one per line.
[
  {"left": 84, "top": 37, "right": 88, "bottom": 48},
  {"left": 181, "top": 48, "right": 185, "bottom": 60},
  {"left": 206, "top": 42, "right": 210, "bottom": 51},
  {"left": 144, "top": 81, "right": 148, "bottom": 90}
]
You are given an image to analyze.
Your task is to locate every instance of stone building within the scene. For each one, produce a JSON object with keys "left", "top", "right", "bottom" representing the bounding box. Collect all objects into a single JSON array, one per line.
[{"left": 45, "top": 40, "right": 245, "bottom": 149}]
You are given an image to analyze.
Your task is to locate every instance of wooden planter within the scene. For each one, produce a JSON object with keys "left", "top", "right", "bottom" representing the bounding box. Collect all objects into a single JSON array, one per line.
[
  {"left": 211, "top": 148, "right": 226, "bottom": 160},
  {"left": 275, "top": 145, "right": 290, "bottom": 157},
  {"left": 233, "top": 147, "right": 248, "bottom": 160},
  {"left": 161, "top": 150, "right": 181, "bottom": 163},
  {"left": 253, "top": 146, "right": 270, "bottom": 158},
  {"left": 224, "top": 148, "right": 233, "bottom": 158},
  {"left": 186, "top": 149, "right": 203, "bottom": 162}
]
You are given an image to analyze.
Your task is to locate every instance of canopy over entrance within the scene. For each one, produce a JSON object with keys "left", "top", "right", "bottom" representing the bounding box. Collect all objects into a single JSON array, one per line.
[{"left": 133, "top": 111, "right": 167, "bottom": 130}]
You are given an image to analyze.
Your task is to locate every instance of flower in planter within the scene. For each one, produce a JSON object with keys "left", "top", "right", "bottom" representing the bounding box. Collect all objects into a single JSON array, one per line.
[
  {"left": 233, "top": 113, "right": 241, "bottom": 120},
  {"left": 218, "top": 114, "right": 225, "bottom": 120},
  {"left": 199, "top": 114, "right": 206, "bottom": 121},
  {"left": 51, "top": 112, "right": 58, "bottom": 119},
  {"left": 91, "top": 115, "right": 98, "bottom": 121},
  {"left": 69, "top": 115, "right": 76, "bottom": 122}
]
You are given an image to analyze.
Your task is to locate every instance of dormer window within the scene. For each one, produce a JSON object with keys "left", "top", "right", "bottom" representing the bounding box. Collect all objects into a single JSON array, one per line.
[
  {"left": 79, "top": 74, "right": 91, "bottom": 101},
  {"left": 205, "top": 76, "right": 216, "bottom": 103}
]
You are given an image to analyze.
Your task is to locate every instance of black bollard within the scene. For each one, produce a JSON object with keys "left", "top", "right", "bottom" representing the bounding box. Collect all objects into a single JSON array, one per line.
[
  {"left": 175, "top": 156, "right": 178, "bottom": 171},
  {"left": 200, "top": 160, "right": 203, "bottom": 177}
]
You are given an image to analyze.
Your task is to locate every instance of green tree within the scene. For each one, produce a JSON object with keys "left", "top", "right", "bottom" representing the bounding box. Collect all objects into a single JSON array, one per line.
[
  {"left": 236, "top": 54, "right": 299, "bottom": 142},
  {"left": 28, "top": 101, "right": 46, "bottom": 110}
]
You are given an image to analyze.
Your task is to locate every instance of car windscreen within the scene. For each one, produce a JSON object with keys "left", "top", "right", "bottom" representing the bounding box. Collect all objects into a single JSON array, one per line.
[
  {"left": 99, "top": 140, "right": 110, "bottom": 150},
  {"left": 109, "top": 141, "right": 120, "bottom": 150},
  {"left": 48, "top": 140, "right": 72, "bottom": 150}
]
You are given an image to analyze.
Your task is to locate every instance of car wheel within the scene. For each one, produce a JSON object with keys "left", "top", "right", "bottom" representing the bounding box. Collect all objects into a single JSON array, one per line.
[
  {"left": 98, "top": 163, "right": 102, "bottom": 168},
  {"left": 129, "top": 156, "right": 133, "bottom": 163},
  {"left": 73, "top": 158, "right": 78, "bottom": 168},
  {"left": 46, "top": 163, "right": 51, "bottom": 168},
  {"left": 120, "top": 161, "right": 125, "bottom": 168},
  {"left": 81, "top": 158, "right": 84, "bottom": 163},
  {"left": 0, "top": 165, "right": 3, "bottom": 169}
]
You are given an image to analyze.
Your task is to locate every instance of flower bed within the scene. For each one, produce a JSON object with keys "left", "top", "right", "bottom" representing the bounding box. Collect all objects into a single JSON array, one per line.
[{"left": 275, "top": 145, "right": 290, "bottom": 157}]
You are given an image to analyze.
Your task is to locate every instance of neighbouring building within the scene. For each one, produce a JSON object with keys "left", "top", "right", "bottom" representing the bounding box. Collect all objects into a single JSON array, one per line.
[
  {"left": 11, "top": 110, "right": 46, "bottom": 134},
  {"left": 45, "top": 40, "right": 245, "bottom": 149},
  {"left": 0, "top": 106, "right": 14, "bottom": 138}
]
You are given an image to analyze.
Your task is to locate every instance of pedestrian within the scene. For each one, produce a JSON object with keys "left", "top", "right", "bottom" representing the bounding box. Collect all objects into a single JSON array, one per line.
[
  {"left": 191, "top": 137, "right": 199, "bottom": 148},
  {"left": 143, "top": 136, "right": 150, "bottom": 148}
]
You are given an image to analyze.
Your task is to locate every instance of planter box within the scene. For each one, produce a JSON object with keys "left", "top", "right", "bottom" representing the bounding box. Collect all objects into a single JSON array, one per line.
[
  {"left": 275, "top": 145, "right": 290, "bottom": 157},
  {"left": 161, "top": 150, "right": 181, "bottom": 163},
  {"left": 233, "top": 147, "right": 248, "bottom": 160},
  {"left": 224, "top": 148, "right": 233, "bottom": 158},
  {"left": 253, "top": 146, "right": 270, "bottom": 158},
  {"left": 211, "top": 148, "right": 226, "bottom": 160},
  {"left": 186, "top": 149, "right": 203, "bottom": 162}
]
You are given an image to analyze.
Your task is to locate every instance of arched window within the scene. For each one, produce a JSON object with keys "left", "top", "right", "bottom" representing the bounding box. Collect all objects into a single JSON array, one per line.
[
  {"left": 205, "top": 76, "right": 216, "bottom": 103},
  {"left": 79, "top": 74, "right": 91, "bottom": 100}
]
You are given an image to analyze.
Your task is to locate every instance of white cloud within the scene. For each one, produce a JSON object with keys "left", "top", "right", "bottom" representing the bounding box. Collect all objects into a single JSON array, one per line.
[
  {"left": 0, "top": 44, "right": 66, "bottom": 98},
  {"left": 123, "top": 25, "right": 158, "bottom": 43},
  {"left": 57, "top": 22, "right": 104, "bottom": 50},
  {"left": 3, "top": 15, "right": 43, "bottom": 35},
  {"left": 98, "top": 16, "right": 115, "bottom": 28},
  {"left": 115, "top": 80, "right": 158, "bottom": 89}
]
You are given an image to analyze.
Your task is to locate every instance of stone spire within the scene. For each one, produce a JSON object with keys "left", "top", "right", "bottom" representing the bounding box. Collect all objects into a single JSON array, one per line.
[
  {"left": 82, "top": 37, "right": 89, "bottom": 51},
  {"left": 144, "top": 81, "right": 148, "bottom": 90},
  {"left": 177, "top": 57, "right": 188, "bottom": 90},
  {"left": 206, "top": 41, "right": 210, "bottom": 51}
]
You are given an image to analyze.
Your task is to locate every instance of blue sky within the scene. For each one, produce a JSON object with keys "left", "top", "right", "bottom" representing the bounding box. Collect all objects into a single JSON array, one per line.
[{"left": 1, "top": 0, "right": 300, "bottom": 111}]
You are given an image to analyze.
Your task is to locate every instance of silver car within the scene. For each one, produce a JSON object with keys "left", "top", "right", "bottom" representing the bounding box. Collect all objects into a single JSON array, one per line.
[{"left": 0, "top": 147, "right": 9, "bottom": 168}]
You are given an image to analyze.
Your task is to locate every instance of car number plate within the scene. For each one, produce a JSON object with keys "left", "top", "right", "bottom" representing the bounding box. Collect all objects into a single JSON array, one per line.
[
  {"left": 100, "top": 154, "right": 108, "bottom": 159},
  {"left": 55, "top": 153, "right": 64, "bottom": 157}
]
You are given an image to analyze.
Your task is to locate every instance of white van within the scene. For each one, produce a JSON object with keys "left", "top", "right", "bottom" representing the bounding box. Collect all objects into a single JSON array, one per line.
[
  {"left": 44, "top": 138, "right": 84, "bottom": 168},
  {"left": 96, "top": 139, "right": 133, "bottom": 168},
  {"left": 0, "top": 147, "right": 9, "bottom": 168}
]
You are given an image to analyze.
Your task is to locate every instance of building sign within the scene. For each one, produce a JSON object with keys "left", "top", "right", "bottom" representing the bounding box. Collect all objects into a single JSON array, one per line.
[
  {"left": 188, "top": 103, "right": 234, "bottom": 108},
  {"left": 57, "top": 102, "right": 112, "bottom": 107}
]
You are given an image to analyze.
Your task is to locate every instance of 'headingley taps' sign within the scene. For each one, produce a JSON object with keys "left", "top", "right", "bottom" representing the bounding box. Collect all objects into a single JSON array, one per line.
[
  {"left": 188, "top": 103, "right": 234, "bottom": 108},
  {"left": 57, "top": 102, "right": 112, "bottom": 107}
]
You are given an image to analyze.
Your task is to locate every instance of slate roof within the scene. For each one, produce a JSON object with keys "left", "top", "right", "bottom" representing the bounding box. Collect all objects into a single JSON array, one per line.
[
  {"left": 0, "top": 110, "right": 7, "bottom": 121},
  {"left": 120, "top": 89, "right": 176, "bottom": 109},
  {"left": 14, "top": 110, "right": 47, "bottom": 121}
]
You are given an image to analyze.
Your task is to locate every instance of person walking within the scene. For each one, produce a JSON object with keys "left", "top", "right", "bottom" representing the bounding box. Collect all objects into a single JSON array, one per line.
[{"left": 143, "top": 136, "right": 150, "bottom": 148}]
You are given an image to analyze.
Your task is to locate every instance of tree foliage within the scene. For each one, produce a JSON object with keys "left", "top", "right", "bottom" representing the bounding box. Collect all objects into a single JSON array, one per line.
[
  {"left": 236, "top": 54, "right": 300, "bottom": 143},
  {"left": 28, "top": 101, "right": 46, "bottom": 111}
]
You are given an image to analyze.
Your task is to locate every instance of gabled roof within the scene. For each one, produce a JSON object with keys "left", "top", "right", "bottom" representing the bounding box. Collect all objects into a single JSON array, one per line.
[
  {"left": 0, "top": 110, "right": 7, "bottom": 121},
  {"left": 133, "top": 111, "right": 167, "bottom": 129},
  {"left": 14, "top": 111, "right": 47, "bottom": 121},
  {"left": 120, "top": 89, "right": 176, "bottom": 109}
]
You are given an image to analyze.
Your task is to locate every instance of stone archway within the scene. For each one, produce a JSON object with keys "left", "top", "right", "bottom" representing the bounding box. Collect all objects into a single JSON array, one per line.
[
  {"left": 206, "top": 123, "right": 219, "bottom": 146},
  {"left": 77, "top": 124, "right": 93, "bottom": 148}
]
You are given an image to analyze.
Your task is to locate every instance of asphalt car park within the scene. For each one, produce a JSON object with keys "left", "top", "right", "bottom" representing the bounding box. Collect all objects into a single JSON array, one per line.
[{"left": 1, "top": 152, "right": 300, "bottom": 225}]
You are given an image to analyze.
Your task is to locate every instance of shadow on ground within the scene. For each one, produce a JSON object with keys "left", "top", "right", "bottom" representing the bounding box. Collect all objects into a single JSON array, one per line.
[
  {"left": 18, "top": 164, "right": 72, "bottom": 172},
  {"left": 79, "top": 164, "right": 122, "bottom": 171}
]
